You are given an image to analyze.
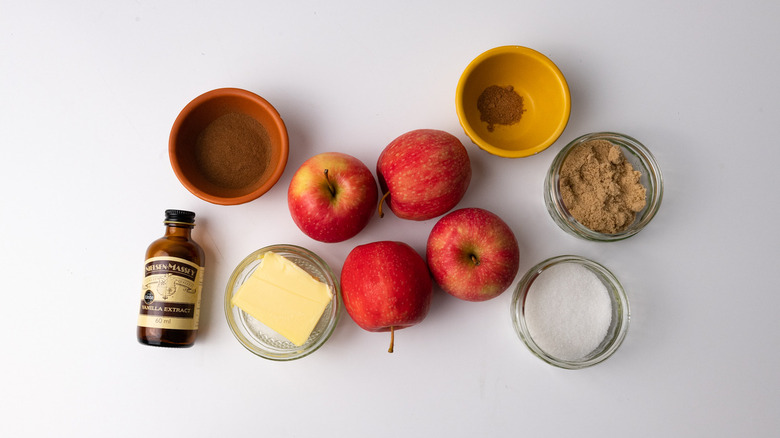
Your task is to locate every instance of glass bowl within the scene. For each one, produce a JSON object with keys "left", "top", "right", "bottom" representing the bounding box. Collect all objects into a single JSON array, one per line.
[
  {"left": 510, "top": 255, "right": 630, "bottom": 369},
  {"left": 224, "top": 244, "right": 341, "bottom": 361},
  {"left": 544, "top": 132, "right": 663, "bottom": 241}
]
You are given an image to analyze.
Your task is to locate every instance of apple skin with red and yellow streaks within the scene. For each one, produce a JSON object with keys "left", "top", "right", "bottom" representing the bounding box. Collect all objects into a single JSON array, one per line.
[
  {"left": 288, "top": 152, "right": 378, "bottom": 243},
  {"left": 427, "top": 208, "right": 520, "bottom": 302},
  {"left": 341, "top": 241, "right": 432, "bottom": 334},
  {"left": 377, "top": 129, "right": 471, "bottom": 221}
]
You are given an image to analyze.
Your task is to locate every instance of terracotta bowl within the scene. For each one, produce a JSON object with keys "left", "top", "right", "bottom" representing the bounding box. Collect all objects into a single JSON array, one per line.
[{"left": 169, "top": 88, "right": 289, "bottom": 205}]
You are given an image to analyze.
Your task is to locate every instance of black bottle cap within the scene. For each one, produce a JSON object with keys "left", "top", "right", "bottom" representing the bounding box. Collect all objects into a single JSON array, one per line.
[{"left": 164, "top": 209, "right": 196, "bottom": 224}]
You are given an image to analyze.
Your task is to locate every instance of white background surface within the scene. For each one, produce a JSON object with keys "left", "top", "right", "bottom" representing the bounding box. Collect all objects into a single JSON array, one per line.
[{"left": 2, "top": 1, "right": 779, "bottom": 436}]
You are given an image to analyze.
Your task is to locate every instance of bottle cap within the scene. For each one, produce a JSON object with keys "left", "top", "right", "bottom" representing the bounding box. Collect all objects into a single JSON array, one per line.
[{"left": 164, "top": 209, "right": 196, "bottom": 225}]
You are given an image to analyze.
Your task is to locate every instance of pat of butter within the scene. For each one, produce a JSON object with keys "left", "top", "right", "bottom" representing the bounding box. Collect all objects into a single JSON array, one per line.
[{"left": 231, "top": 251, "right": 332, "bottom": 346}]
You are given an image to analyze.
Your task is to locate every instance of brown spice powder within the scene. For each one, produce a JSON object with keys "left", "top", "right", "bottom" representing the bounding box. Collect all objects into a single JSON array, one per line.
[
  {"left": 559, "top": 139, "right": 647, "bottom": 234},
  {"left": 194, "top": 112, "right": 271, "bottom": 189},
  {"left": 477, "top": 85, "right": 525, "bottom": 132}
]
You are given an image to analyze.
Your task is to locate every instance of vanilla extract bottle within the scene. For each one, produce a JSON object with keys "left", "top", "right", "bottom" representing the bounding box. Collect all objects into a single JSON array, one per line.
[{"left": 137, "top": 210, "right": 205, "bottom": 347}]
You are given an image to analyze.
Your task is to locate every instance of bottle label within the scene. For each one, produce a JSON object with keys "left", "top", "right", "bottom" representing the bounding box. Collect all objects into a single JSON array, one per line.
[{"left": 137, "top": 256, "right": 203, "bottom": 330}]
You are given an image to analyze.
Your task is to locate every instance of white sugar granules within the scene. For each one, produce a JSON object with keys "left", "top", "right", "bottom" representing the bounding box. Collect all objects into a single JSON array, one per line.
[{"left": 524, "top": 262, "right": 613, "bottom": 361}]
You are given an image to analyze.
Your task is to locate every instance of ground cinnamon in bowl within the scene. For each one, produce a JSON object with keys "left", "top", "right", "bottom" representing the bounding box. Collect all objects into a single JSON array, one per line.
[
  {"left": 169, "top": 88, "right": 289, "bottom": 205},
  {"left": 194, "top": 112, "right": 272, "bottom": 189},
  {"left": 559, "top": 139, "right": 647, "bottom": 234},
  {"left": 477, "top": 85, "right": 526, "bottom": 132}
]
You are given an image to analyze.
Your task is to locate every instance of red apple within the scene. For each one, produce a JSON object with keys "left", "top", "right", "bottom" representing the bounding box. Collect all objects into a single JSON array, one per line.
[
  {"left": 341, "top": 241, "right": 433, "bottom": 352},
  {"left": 377, "top": 129, "right": 471, "bottom": 221},
  {"left": 426, "top": 208, "right": 520, "bottom": 302},
  {"left": 288, "top": 152, "right": 378, "bottom": 243}
]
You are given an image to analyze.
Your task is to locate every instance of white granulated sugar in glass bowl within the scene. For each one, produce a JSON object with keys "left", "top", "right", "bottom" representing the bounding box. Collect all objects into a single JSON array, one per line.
[{"left": 523, "top": 262, "right": 613, "bottom": 361}]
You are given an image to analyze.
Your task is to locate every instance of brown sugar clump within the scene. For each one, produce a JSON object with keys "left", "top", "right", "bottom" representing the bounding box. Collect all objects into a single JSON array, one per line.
[
  {"left": 477, "top": 85, "right": 525, "bottom": 132},
  {"left": 559, "top": 139, "right": 647, "bottom": 234}
]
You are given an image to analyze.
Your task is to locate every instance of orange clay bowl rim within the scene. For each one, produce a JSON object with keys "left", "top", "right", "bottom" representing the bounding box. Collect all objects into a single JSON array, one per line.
[{"left": 168, "top": 87, "right": 289, "bottom": 205}]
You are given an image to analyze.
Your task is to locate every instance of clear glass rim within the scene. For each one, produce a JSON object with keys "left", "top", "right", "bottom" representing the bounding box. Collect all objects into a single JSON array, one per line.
[
  {"left": 510, "top": 255, "right": 630, "bottom": 369},
  {"left": 545, "top": 132, "right": 664, "bottom": 241},
  {"left": 223, "top": 244, "right": 341, "bottom": 361}
]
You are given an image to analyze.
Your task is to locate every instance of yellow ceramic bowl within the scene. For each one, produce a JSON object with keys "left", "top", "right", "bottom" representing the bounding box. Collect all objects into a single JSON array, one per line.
[{"left": 456, "top": 46, "right": 571, "bottom": 158}]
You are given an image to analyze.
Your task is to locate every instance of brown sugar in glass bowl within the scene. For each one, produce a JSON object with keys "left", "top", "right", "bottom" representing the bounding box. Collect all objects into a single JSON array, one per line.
[
  {"left": 544, "top": 132, "right": 663, "bottom": 241},
  {"left": 169, "top": 88, "right": 289, "bottom": 205}
]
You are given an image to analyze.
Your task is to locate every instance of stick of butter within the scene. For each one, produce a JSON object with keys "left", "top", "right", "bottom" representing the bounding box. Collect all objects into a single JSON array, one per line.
[{"left": 231, "top": 251, "right": 333, "bottom": 346}]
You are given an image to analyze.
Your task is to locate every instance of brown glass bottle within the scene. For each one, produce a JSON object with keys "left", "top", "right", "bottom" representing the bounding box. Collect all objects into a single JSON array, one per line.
[{"left": 137, "top": 210, "right": 205, "bottom": 347}]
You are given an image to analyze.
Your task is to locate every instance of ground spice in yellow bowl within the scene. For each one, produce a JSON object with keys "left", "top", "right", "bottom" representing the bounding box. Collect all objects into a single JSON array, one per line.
[
  {"left": 456, "top": 46, "right": 571, "bottom": 158},
  {"left": 477, "top": 85, "right": 526, "bottom": 132}
]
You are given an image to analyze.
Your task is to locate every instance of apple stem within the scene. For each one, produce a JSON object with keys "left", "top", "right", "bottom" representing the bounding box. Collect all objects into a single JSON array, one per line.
[
  {"left": 378, "top": 191, "right": 391, "bottom": 218},
  {"left": 388, "top": 326, "right": 395, "bottom": 353},
  {"left": 324, "top": 169, "right": 336, "bottom": 196},
  {"left": 471, "top": 254, "right": 480, "bottom": 266}
]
